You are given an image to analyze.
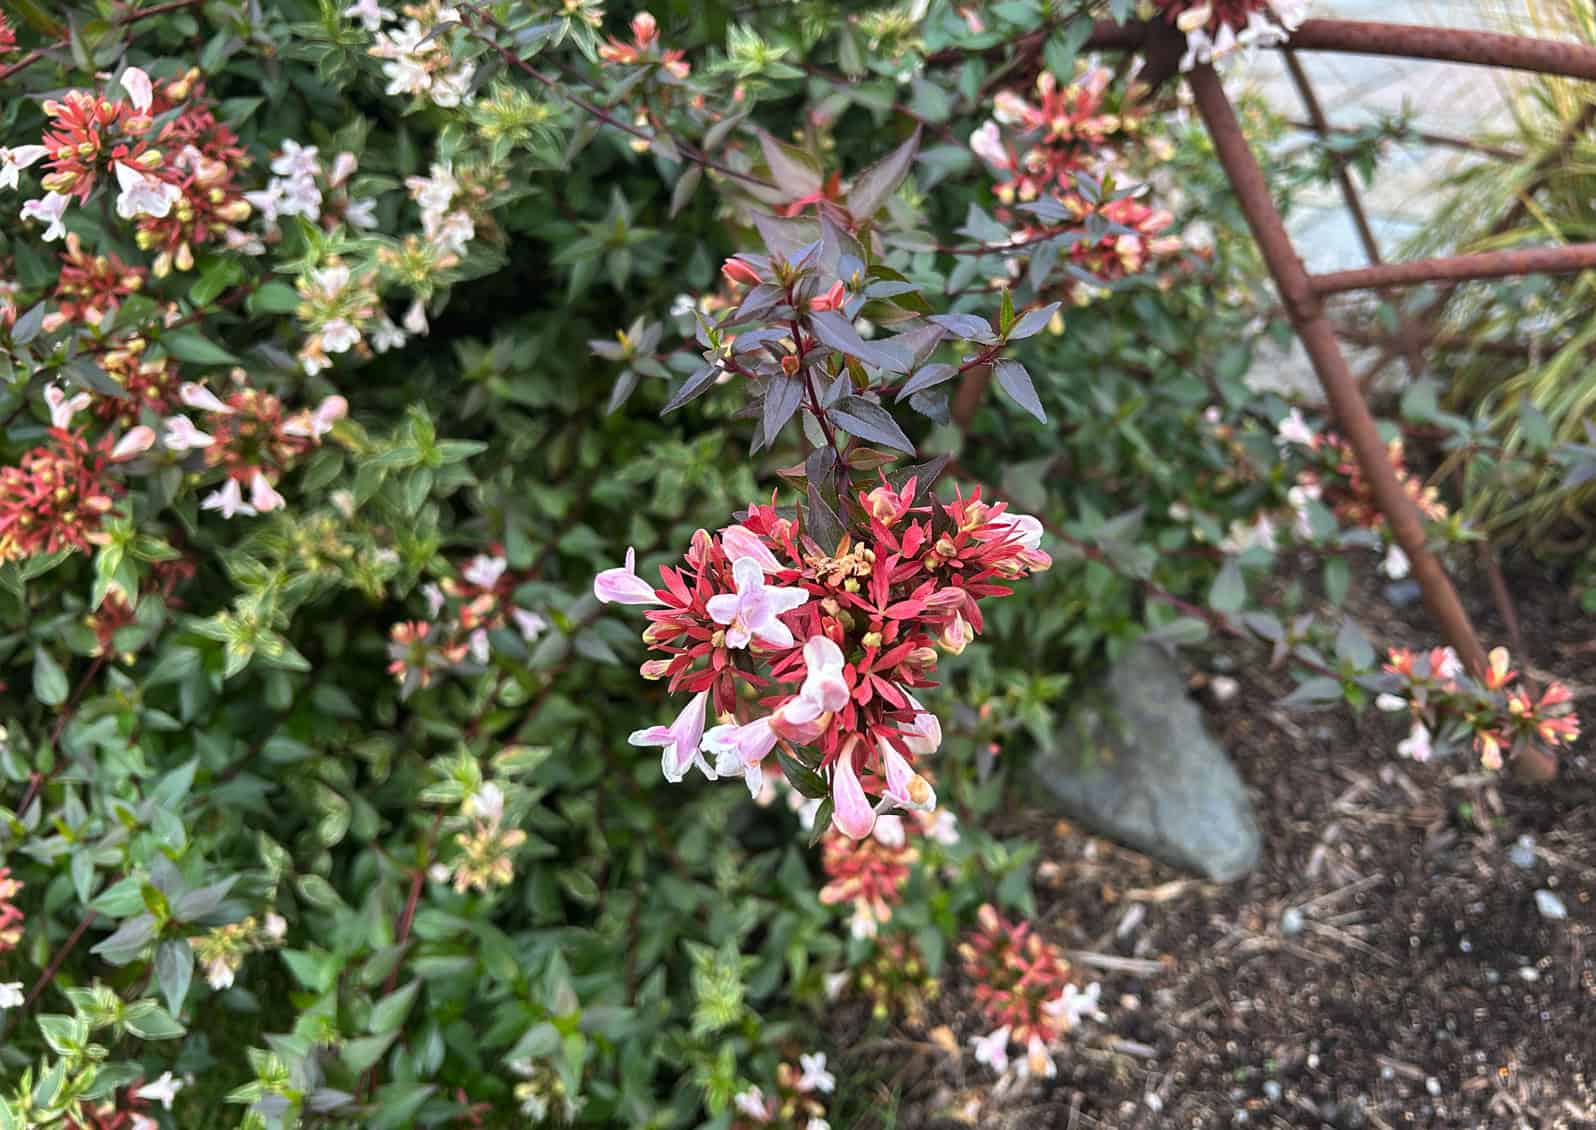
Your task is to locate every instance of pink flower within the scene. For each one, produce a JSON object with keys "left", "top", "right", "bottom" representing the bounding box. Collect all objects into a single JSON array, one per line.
[
  {"left": 44, "top": 384, "right": 90, "bottom": 429},
  {"left": 109, "top": 426, "right": 156, "bottom": 462},
  {"left": 719, "top": 523, "right": 782, "bottom": 572},
  {"left": 970, "top": 121, "right": 1008, "bottom": 168},
  {"left": 705, "top": 555, "right": 808, "bottom": 649},
  {"left": 703, "top": 716, "right": 778, "bottom": 797},
  {"left": 282, "top": 394, "right": 348, "bottom": 439},
  {"left": 629, "top": 689, "right": 710, "bottom": 783},
  {"left": 120, "top": 67, "right": 154, "bottom": 113},
  {"left": 201, "top": 477, "right": 254, "bottom": 518},
  {"left": 594, "top": 546, "right": 665, "bottom": 605},
  {"left": 161, "top": 415, "right": 215, "bottom": 452},
  {"left": 902, "top": 701, "right": 942, "bottom": 756},
  {"left": 179, "top": 382, "right": 233, "bottom": 415},
  {"left": 796, "top": 635, "right": 849, "bottom": 714},
  {"left": 21, "top": 192, "right": 69, "bottom": 241},
  {"left": 249, "top": 471, "right": 285, "bottom": 512},
  {"left": 511, "top": 607, "right": 547, "bottom": 641},
  {"left": 113, "top": 161, "right": 180, "bottom": 220},
  {"left": 463, "top": 554, "right": 507, "bottom": 588},
  {"left": 1397, "top": 720, "right": 1432, "bottom": 763},
  {"left": 876, "top": 738, "right": 935, "bottom": 814},
  {"left": 0, "top": 145, "right": 50, "bottom": 191},
  {"left": 971, "top": 1027, "right": 1011, "bottom": 1073},
  {"left": 830, "top": 739, "right": 875, "bottom": 840}
]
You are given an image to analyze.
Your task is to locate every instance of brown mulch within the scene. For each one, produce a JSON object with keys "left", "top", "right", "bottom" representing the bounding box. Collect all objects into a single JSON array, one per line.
[{"left": 831, "top": 562, "right": 1596, "bottom": 1129}]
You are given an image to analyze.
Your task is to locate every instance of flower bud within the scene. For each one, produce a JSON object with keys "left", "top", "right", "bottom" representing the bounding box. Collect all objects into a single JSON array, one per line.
[
  {"left": 721, "top": 258, "right": 762, "bottom": 286},
  {"left": 641, "top": 659, "right": 672, "bottom": 680},
  {"left": 940, "top": 612, "right": 972, "bottom": 655}
]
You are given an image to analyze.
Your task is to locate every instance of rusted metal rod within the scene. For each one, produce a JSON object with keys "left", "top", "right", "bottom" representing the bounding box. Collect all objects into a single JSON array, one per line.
[
  {"left": 1311, "top": 243, "right": 1596, "bottom": 294},
  {"left": 1186, "top": 64, "right": 1492, "bottom": 685},
  {"left": 1082, "top": 18, "right": 1596, "bottom": 82},
  {"left": 1289, "top": 19, "right": 1596, "bottom": 81}
]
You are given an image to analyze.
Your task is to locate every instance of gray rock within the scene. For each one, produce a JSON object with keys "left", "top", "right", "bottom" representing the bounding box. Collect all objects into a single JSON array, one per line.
[
  {"left": 1031, "top": 644, "right": 1261, "bottom": 881},
  {"left": 1534, "top": 889, "right": 1568, "bottom": 920}
]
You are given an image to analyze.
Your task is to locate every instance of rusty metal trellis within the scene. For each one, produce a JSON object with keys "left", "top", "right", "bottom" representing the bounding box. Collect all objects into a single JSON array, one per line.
[{"left": 1075, "top": 18, "right": 1596, "bottom": 779}]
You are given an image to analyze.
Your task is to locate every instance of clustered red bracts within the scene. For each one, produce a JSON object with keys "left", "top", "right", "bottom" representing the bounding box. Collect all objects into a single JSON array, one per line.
[{"left": 598, "top": 485, "right": 1049, "bottom": 840}]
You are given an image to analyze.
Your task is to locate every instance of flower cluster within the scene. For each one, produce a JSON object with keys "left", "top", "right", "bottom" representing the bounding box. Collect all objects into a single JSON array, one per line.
[
  {"left": 187, "top": 912, "right": 286, "bottom": 991},
  {"left": 1266, "top": 407, "right": 1445, "bottom": 577},
  {"left": 0, "top": 9, "right": 15, "bottom": 56},
  {"left": 360, "top": 1, "right": 474, "bottom": 108},
  {"left": 441, "top": 783, "right": 527, "bottom": 893},
  {"left": 245, "top": 141, "right": 377, "bottom": 238},
  {"left": 1380, "top": 645, "right": 1581, "bottom": 770},
  {"left": 1155, "top": 0, "right": 1310, "bottom": 71},
  {"left": 3, "top": 68, "right": 253, "bottom": 262},
  {"left": 818, "top": 814, "right": 920, "bottom": 939},
  {"left": 841, "top": 935, "right": 939, "bottom": 1027},
  {"left": 959, "top": 904, "right": 1103, "bottom": 1080},
  {"left": 385, "top": 552, "right": 547, "bottom": 695},
  {"left": 159, "top": 372, "right": 345, "bottom": 518},
  {"left": 294, "top": 261, "right": 392, "bottom": 375},
  {"left": 94, "top": 348, "right": 182, "bottom": 430},
  {"left": 969, "top": 69, "right": 1183, "bottom": 304},
  {"left": 970, "top": 68, "right": 1144, "bottom": 208},
  {"left": 0, "top": 424, "right": 152, "bottom": 561},
  {"left": 598, "top": 11, "right": 690, "bottom": 79},
  {"left": 129, "top": 76, "right": 253, "bottom": 276},
  {"left": 596, "top": 487, "right": 1049, "bottom": 841},
  {"left": 733, "top": 1052, "right": 834, "bottom": 1130},
  {"left": 0, "top": 868, "right": 22, "bottom": 952},
  {"left": 47, "top": 233, "right": 147, "bottom": 330}
]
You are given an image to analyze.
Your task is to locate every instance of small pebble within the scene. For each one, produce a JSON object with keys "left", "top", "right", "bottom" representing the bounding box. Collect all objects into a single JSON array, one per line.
[
  {"left": 1144, "top": 1092, "right": 1164, "bottom": 1113},
  {"left": 1535, "top": 889, "right": 1568, "bottom": 920},
  {"left": 1425, "top": 1077, "right": 1441, "bottom": 1097},
  {"left": 1262, "top": 1080, "right": 1282, "bottom": 1102},
  {"left": 1509, "top": 835, "right": 1538, "bottom": 870},
  {"left": 1383, "top": 580, "right": 1422, "bottom": 608},
  {"left": 1485, "top": 969, "right": 1500, "bottom": 984},
  {"left": 1210, "top": 675, "right": 1240, "bottom": 704},
  {"left": 1280, "top": 907, "right": 1304, "bottom": 936},
  {"left": 1518, "top": 966, "right": 1540, "bottom": 982},
  {"left": 1211, "top": 653, "right": 1237, "bottom": 673}
]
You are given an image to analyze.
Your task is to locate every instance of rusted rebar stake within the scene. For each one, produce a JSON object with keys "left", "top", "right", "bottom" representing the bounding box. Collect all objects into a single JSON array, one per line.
[
  {"left": 1186, "top": 66, "right": 1495, "bottom": 684},
  {"left": 1312, "top": 242, "right": 1596, "bottom": 294}
]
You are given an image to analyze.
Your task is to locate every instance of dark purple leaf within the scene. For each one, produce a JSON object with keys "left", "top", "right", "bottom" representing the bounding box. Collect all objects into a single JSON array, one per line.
[
  {"left": 844, "top": 128, "right": 921, "bottom": 219},
  {"left": 896, "top": 362, "right": 958, "bottom": 401},
  {"left": 927, "top": 313, "right": 997, "bottom": 344},
  {"left": 993, "top": 358, "right": 1046, "bottom": 423},
  {"left": 831, "top": 395, "right": 915, "bottom": 454},
  {"left": 762, "top": 375, "right": 805, "bottom": 447},
  {"left": 1007, "top": 302, "right": 1061, "bottom": 341},
  {"left": 807, "top": 309, "right": 912, "bottom": 373},
  {"left": 661, "top": 365, "right": 719, "bottom": 414}
]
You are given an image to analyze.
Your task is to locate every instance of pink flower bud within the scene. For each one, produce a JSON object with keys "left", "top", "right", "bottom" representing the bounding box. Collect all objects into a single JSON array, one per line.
[
  {"left": 720, "top": 258, "right": 762, "bottom": 287},
  {"left": 109, "top": 425, "right": 156, "bottom": 461},
  {"left": 809, "top": 281, "right": 846, "bottom": 312},
  {"left": 830, "top": 739, "right": 875, "bottom": 840}
]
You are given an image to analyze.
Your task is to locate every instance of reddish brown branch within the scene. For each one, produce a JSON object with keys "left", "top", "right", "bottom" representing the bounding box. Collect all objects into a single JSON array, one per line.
[{"left": 1311, "top": 243, "right": 1596, "bottom": 294}]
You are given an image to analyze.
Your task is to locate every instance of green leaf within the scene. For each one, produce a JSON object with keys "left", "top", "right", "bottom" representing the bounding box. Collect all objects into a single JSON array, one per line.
[
  {"left": 341, "top": 1031, "right": 397, "bottom": 1073},
  {"left": 1208, "top": 558, "right": 1246, "bottom": 615},
  {"left": 160, "top": 327, "right": 241, "bottom": 366},
  {"left": 155, "top": 939, "right": 194, "bottom": 1016},
  {"left": 368, "top": 980, "right": 421, "bottom": 1034},
  {"left": 32, "top": 647, "right": 69, "bottom": 707},
  {"left": 777, "top": 749, "right": 828, "bottom": 799},
  {"left": 124, "top": 1005, "right": 186, "bottom": 1040}
]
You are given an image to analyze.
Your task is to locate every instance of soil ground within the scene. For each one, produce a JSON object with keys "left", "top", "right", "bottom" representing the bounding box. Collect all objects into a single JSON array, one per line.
[{"left": 831, "top": 560, "right": 1596, "bottom": 1129}]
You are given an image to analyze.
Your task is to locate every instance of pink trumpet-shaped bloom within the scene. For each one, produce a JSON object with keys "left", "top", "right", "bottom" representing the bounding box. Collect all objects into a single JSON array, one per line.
[
  {"left": 109, "top": 426, "right": 156, "bottom": 462},
  {"left": 705, "top": 555, "right": 808, "bottom": 649},
  {"left": 795, "top": 636, "right": 849, "bottom": 716},
  {"left": 718, "top": 523, "right": 782, "bottom": 572},
  {"left": 830, "top": 739, "right": 875, "bottom": 839},
  {"left": 179, "top": 382, "right": 234, "bottom": 415},
  {"left": 161, "top": 414, "right": 214, "bottom": 452},
  {"left": 703, "top": 715, "right": 777, "bottom": 797},
  {"left": 876, "top": 739, "right": 936, "bottom": 814},
  {"left": 594, "top": 546, "right": 665, "bottom": 605},
  {"left": 629, "top": 689, "right": 710, "bottom": 783}
]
